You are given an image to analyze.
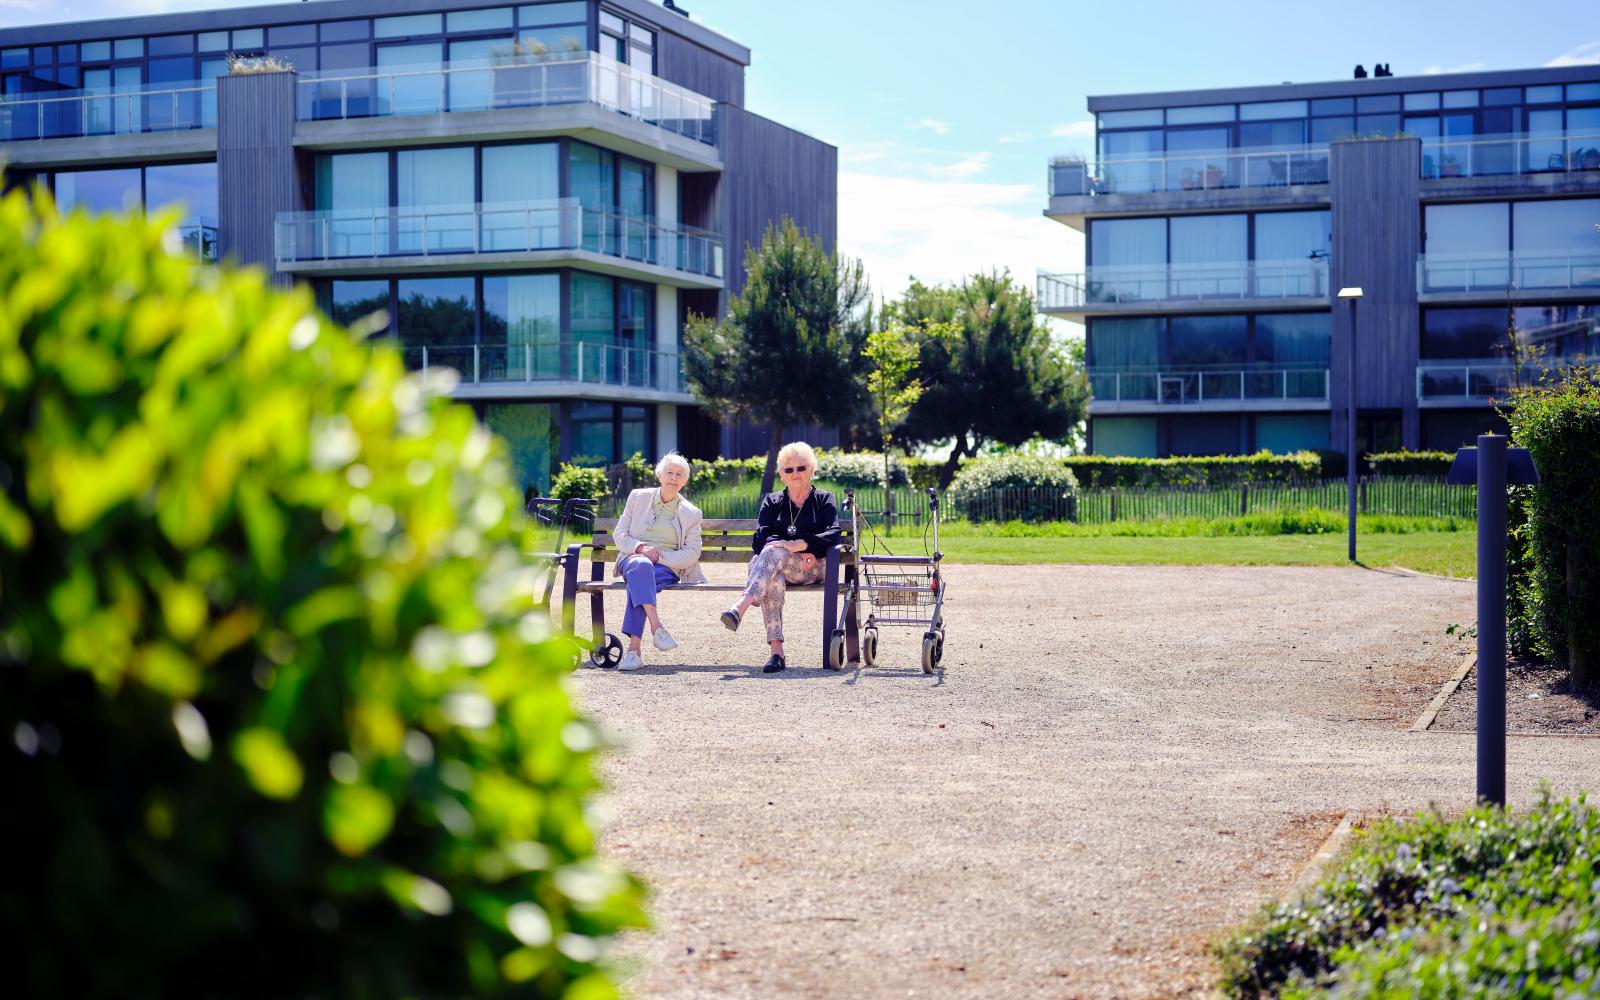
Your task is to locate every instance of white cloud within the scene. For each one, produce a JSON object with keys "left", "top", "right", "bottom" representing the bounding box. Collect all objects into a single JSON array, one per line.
[
  {"left": 924, "top": 151, "right": 992, "bottom": 180},
  {"left": 837, "top": 171, "right": 1085, "bottom": 311},
  {"left": 1050, "top": 121, "right": 1095, "bottom": 139},
  {"left": 907, "top": 117, "right": 950, "bottom": 136},
  {"left": 841, "top": 148, "right": 889, "bottom": 165},
  {"left": 1421, "top": 61, "right": 1487, "bottom": 75},
  {"left": 997, "top": 131, "right": 1034, "bottom": 144},
  {"left": 1546, "top": 41, "right": 1600, "bottom": 67}
]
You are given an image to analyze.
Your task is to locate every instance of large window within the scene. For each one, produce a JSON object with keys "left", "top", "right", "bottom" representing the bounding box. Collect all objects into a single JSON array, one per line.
[
  {"left": 482, "top": 273, "right": 560, "bottom": 378},
  {"left": 315, "top": 143, "right": 570, "bottom": 257},
  {"left": 1421, "top": 307, "right": 1506, "bottom": 359},
  {"left": 1089, "top": 211, "right": 1330, "bottom": 299},
  {"left": 1423, "top": 198, "right": 1600, "bottom": 290},
  {"left": 396, "top": 276, "right": 477, "bottom": 373},
  {"left": 50, "top": 162, "right": 217, "bottom": 259},
  {"left": 315, "top": 151, "right": 389, "bottom": 256},
  {"left": 477, "top": 402, "right": 559, "bottom": 494},
  {"left": 1089, "top": 312, "right": 1330, "bottom": 370},
  {"left": 397, "top": 146, "right": 475, "bottom": 253},
  {"left": 329, "top": 279, "right": 389, "bottom": 332}
]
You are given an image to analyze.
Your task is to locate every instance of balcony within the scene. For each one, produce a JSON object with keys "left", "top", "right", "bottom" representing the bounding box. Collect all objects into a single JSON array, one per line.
[
  {"left": 1050, "top": 145, "right": 1331, "bottom": 197},
  {"left": 1088, "top": 365, "right": 1329, "bottom": 413},
  {"left": 275, "top": 199, "right": 723, "bottom": 286},
  {"left": 294, "top": 52, "right": 716, "bottom": 147},
  {"left": 402, "top": 339, "right": 690, "bottom": 401},
  {"left": 0, "top": 81, "right": 215, "bottom": 141},
  {"left": 1417, "top": 251, "right": 1600, "bottom": 301},
  {"left": 1414, "top": 357, "right": 1579, "bottom": 406},
  {"left": 1037, "top": 259, "right": 1330, "bottom": 319},
  {"left": 1421, "top": 131, "right": 1600, "bottom": 180}
]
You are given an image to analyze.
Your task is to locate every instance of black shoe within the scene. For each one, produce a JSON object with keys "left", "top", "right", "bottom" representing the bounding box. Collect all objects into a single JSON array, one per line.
[{"left": 761, "top": 654, "right": 786, "bottom": 673}]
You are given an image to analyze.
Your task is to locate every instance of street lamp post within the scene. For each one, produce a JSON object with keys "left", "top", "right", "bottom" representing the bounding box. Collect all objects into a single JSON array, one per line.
[{"left": 1338, "top": 287, "right": 1364, "bottom": 562}]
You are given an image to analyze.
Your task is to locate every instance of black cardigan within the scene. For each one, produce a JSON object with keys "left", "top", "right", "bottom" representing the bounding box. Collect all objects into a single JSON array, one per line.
[{"left": 752, "top": 489, "right": 841, "bottom": 558}]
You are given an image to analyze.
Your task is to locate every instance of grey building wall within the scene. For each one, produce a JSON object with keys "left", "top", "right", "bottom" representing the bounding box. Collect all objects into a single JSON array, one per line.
[
  {"left": 216, "top": 71, "right": 304, "bottom": 284},
  {"left": 1329, "top": 136, "right": 1422, "bottom": 449}
]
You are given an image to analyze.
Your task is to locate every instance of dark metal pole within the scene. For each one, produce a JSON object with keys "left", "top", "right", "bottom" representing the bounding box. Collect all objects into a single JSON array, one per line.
[
  {"left": 1476, "top": 434, "right": 1507, "bottom": 806},
  {"left": 1347, "top": 297, "right": 1358, "bottom": 562}
]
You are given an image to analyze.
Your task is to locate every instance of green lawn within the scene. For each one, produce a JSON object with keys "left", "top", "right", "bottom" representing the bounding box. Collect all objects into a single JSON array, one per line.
[{"left": 929, "top": 531, "right": 1475, "bottom": 577}]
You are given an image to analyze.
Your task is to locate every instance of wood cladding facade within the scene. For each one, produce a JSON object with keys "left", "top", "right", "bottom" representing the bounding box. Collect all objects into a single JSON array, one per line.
[
  {"left": 715, "top": 106, "right": 839, "bottom": 300},
  {"left": 1329, "top": 137, "right": 1422, "bottom": 446},
  {"left": 217, "top": 71, "right": 305, "bottom": 285}
]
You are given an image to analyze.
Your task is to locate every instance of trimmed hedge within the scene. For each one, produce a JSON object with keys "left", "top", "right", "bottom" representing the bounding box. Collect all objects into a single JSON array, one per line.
[
  {"left": 1062, "top": 451, "right": 1321, "bottom": 489},
  {"left": 1507, "top": 367, "right": 1600, "bottom": 687},
  {"left": 550, "top": 462, "right": 611, "bottom": 502},
  {"left": 947, "top": 454, "right": 1078, "bottom": 522},
  {"left": 815, "top": 449, "right": 909, "bottom": 488},
  {"left": 1367, "top": 450, "right": 1454, "bottom": 478},
  {"left": 1215, "top": 792, "right": 1599, "bottom": 998},
  {"left": 0, "top": 194, "right": 645, "bottom": 996}
]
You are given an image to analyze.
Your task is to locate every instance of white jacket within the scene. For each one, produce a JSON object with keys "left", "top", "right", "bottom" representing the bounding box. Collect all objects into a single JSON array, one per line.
[{"left": 611, "top": 487, "right": 707, "bottom": 585}]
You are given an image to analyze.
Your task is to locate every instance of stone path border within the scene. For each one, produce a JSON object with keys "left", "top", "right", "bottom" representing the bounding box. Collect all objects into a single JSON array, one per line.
[{"left": 1409, "top": 654, "right": 1475, "bottom": 732}]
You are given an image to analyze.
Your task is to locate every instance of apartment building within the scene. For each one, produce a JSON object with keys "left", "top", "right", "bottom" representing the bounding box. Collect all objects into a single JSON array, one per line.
[
  {"left": 1039, "top": 65, "right": 1600, "bottom": 457},
  {"left": 0, "top": 0, "right": 836, "bottom": 488}
]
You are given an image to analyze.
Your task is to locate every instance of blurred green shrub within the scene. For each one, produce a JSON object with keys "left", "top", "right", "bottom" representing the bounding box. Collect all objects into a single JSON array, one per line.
[
  {"left": 0, "top": 192, "right": 645, "bottom": 997},
  {"left": 1063, "top": 451, "right": 1321, "bottom": 489}
]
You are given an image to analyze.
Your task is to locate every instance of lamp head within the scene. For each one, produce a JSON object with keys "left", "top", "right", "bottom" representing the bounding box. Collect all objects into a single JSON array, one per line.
[{"left": 1337, "top": 287, "right": 1364, "bottom": 299}]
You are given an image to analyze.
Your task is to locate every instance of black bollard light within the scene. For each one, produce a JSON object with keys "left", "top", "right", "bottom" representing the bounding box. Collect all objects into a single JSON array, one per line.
[{"left": 1446, "top": 435, "right": 1540, "bottom": 806}]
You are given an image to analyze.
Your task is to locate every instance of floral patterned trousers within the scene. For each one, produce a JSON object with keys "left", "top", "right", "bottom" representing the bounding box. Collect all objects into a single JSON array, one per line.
[{"left": 741, "top": 545, "right": 825, "bottom": 643}]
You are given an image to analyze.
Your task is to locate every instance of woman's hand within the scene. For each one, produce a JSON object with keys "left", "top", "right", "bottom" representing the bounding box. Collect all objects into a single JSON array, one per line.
[
  {"left": 635, "top": 543, "right": 662, "bottom": 563},
  {"left": 786, "top": 539, "right": 807, "bottom": 554},
  {"left": 798, "top": 552, "right": 818, "bottom": 570}
]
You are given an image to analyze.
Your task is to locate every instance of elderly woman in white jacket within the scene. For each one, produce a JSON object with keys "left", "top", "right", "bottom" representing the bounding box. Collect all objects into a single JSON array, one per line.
[{"left": 611, "top": 452, "right": 705, "bottom": 671}]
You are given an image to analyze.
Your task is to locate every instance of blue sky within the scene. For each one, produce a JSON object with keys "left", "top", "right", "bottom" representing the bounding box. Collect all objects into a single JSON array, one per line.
[{"left": 5, "top": 0, "right": 1598, "bottom": 306}]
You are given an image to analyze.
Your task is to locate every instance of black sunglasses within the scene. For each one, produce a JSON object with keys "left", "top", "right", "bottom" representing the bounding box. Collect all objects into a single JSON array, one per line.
[{"left": 781, "top": 465, "right": 809, "bottom": 474}]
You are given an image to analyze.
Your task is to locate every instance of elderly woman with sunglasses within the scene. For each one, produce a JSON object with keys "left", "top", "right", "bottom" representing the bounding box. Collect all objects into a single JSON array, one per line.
[
  {"left": 611, "top": 451, "right": 704, "bottom": 671},
  {"left": 719, "top": 441, "right": 841, "bottom": 673}
]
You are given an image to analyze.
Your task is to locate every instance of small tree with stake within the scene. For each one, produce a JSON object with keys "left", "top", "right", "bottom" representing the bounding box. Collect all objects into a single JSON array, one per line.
[
  {"left": 863, "top": 319, "right": 928, "bottom": 531},
  {"left": 684, "top": 218, "right": 870, "bottom": 495}
]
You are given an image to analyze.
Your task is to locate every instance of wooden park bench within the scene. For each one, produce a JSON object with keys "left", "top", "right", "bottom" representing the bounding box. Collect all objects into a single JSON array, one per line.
[{"left": 559, "top": 517, "right": 858, "bottom": 669}]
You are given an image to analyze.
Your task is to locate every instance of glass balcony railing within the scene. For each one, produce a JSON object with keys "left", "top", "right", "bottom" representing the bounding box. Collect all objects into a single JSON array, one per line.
[
  {"left": 402, "top": 339, "right": 687, "bottom": 394},
  {"left": 1049, "top": 145, "right": 1330, "bottom": 197},
  {"left": 275, "top": 198, "right": 723, "bottom": 279},
  {"left": 0, "top": 80, "right": 215, "bottom": 141},
  {"left": 1421, "top": 131, "right": 1600, "bottom": 179},
  {"left": 1417, "top": 251, "right": 1600, "bottom": 294},
  {"left": 1415, "top": 358, "right": 1580, "bottom": 403},
  {"left": 1088, "top": 365, "right": 1330, "bottom": 405},
  {"left": 295, "top": 52, "right": 717, "bottom": 146},
  {"left": 1038, "top": 258, "right": 1330, "bottom": 311}
]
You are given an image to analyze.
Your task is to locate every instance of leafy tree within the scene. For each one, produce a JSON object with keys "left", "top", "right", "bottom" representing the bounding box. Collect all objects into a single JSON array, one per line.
[
  {"left": 0, "top": 192, "right": 645, "bottom": 997},
  {"left": 683, "top": 218, "right": 870, "bottom": 494},
  {"left": 890, "top": 271, "right": 1089, "bottom": 486}
]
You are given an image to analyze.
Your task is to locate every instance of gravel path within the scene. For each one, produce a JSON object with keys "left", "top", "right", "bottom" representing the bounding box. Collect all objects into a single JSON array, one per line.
[{"left": 569, "top": 564, "right": 1600, "bottom": 999}]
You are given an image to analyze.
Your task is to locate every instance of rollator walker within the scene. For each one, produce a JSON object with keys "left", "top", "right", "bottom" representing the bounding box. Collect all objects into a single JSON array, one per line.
[{"left": 829, "top": 487, "right": 947, "bottom": 674}]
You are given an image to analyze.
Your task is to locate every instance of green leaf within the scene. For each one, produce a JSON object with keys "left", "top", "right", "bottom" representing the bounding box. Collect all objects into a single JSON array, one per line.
[
  {"left": 232, "top": 727, "right": 304, "bottom": 800},
  {"left": 324, "top": 782, "right": 396, "bottom": 857}
]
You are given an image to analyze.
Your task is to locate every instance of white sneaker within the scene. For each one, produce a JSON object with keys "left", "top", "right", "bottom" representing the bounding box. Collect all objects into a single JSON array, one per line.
[
  {"left": 618, "top": 650, "right": 644, "bottom": 671},
  {"left": 652, "top": 627, "right": 678, "bottom": 652}
]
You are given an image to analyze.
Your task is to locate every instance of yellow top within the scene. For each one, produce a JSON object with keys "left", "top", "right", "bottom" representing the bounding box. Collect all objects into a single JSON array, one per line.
[{"left": 639, "top": 491, "right": 680, "bottom": 550}]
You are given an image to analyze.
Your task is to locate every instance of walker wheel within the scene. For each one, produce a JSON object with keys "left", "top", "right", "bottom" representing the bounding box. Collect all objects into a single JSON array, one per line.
[
  {"left": 590, "top": 633, "right": 624, "bottom": 668},
  {"left": 934, "top": 633, "right": 945, "bottom": 666},
  {"left": 827, "top": 630, "right": 846, "bottom": 671},
  {"left": 921, "top": 633, "right": 938, "bottom": 675},
  {"left": 862, "top": 628, "right": 878, "bottom": 667}
]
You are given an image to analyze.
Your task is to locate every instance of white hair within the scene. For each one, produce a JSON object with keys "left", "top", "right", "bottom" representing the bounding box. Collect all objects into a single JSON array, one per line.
[
  {"left": 656, "top": 451, "right": 692, "bottom": 479},
  {"left": 776, "top": 441, "right": 817, "bottom": 472}
]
